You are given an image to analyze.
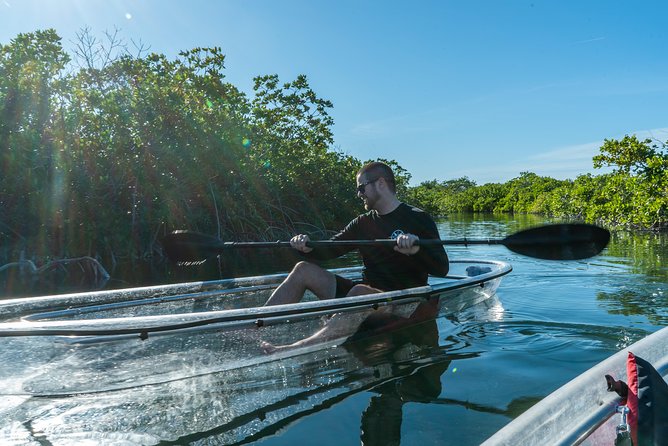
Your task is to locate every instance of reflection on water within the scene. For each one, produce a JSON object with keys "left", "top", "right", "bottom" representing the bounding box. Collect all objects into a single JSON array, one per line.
[
  {"left": 593, "top": 230, "right": 668, "bottom": 324},
  {"left": 349, "top": 320, "right": 539, "bottom": 446},
  {"left": 351, "top": 322, "right": 458, "bottom": 446},
  {"left": 606, "top": 230, "right": 668, "bottom": 280},
  {"left": 440, "top": 214, "right": 668, "bottom": 327},
  {"left": 597, "top": 288, "right": 668, "bottom": 326}
]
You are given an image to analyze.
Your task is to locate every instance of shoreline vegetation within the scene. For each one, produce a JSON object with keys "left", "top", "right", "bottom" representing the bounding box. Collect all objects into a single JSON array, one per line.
[{"left": 1, "top": 30, "right": 667, "bottom": 283}]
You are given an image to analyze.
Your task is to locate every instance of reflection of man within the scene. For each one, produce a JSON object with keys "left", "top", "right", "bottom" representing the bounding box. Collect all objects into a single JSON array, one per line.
[
  {"left": 344, "top": 320, "right": 450, "bottom": 446},
  {"left": 264, "top": 161, "right": 449, "bottom": 305}
]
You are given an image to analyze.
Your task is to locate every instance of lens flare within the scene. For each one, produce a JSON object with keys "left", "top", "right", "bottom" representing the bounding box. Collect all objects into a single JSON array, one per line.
[{"left": 242, "top": 138, "right": 251, "bottom": 148}]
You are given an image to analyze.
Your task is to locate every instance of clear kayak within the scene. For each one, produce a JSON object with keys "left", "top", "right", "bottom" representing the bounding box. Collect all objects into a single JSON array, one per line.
[
  {"left": 0, "top": 316, "right": 476, "bottom": 444},
  {"left": 0, "top": 259, "right": 511, "bottom": 395},
  {"left": 482, "top": 325, "right": 668, "bottom": 446}
]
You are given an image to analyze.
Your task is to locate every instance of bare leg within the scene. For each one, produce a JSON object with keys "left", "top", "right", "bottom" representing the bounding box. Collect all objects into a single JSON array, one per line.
[
  {"left": 263, "top": 261, "right": 337, "bottom": 306},
  {"left": 261, "top": 284, "right": 383, "bottom": 353},
  {"left": 346, "top": 284, "right": 383, "bottom": 297}
]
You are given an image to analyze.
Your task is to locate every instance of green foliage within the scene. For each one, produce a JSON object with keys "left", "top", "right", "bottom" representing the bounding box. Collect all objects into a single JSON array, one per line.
[
  {"left": 1, "top": 29, "right": 409, "bottom": 263},
  {"left": 1, "top": 30, "right": 71, "bottom": 244},
  {"left": 494, "top": 172, "right": 567, "bottom": 213},
  {"left": 593, "top": 135, "right": 667, "bottom": 177},
  {"left": 464, "top": 183, "right": 507, "bottom": 213},
  {"left": 591, "top": 136, "right": 668, "bottom": 229},
  {"left": 405, "top": 177, "right": 477, "bottom": 215},
  {"left": 404, "top": 180, "right": 446, "bottom": 215},
  {"left": 408, "top": 137, "right": 667, "bottom": 231},
  {"left": 408, "top": 173, "right": 567, "bottom": 216},
  {"left": 248, "top": 73, "right": 361, "bottom": 232}
]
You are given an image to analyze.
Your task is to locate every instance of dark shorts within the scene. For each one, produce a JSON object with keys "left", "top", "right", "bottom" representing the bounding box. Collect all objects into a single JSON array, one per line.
[
  {"left": 334, "top": 275, "right": 360, "bottom": 298},
  {"left": 334, "top": 275, "right": 390, "bottom": 297}
]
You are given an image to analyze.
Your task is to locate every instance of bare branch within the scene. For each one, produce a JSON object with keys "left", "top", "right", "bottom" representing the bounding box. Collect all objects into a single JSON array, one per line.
[
  {"left": 130, "top": 37, "right": 151, "bottom": 58},
  {"left": 101, "top": 26, "right": 126, "bottom": 67},
  {"left": 72, "top": 26, "right": 102, "bottom": 70},
  {"left": 70, "top": 26, "right": 133, "bottom": 70}
]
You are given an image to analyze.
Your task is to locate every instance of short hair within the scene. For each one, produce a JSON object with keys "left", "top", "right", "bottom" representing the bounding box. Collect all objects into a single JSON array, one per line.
[{"left": 358, "top": 161, "right": 396, "bottom": 193}]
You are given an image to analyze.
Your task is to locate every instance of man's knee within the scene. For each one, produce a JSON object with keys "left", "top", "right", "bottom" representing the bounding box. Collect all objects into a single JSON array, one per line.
[
  {"left": 292, "top": 261, "right": 330, "bottom": 283},
  {"left": 292, "top": 261, "right": 319, "bottom": 276},
  {"left": 347, "top": 284, "right": 379, "bottom": 297},
  {"left": 289, "top": 261, "right": 336, "bottom": 298}
]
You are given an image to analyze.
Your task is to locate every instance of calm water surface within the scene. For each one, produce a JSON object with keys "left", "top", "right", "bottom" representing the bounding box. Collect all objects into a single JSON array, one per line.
[{"left": 2, "top": 214, "right": 667, "bottom": 445}]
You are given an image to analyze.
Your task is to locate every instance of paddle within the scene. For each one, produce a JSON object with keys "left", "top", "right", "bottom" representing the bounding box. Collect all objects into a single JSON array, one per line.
[{"left": 162, "top": 223, "right": 610, "bottom": 263}]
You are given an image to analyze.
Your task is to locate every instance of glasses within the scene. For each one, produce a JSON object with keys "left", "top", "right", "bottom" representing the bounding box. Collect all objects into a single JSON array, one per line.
[{"left": 356, "top": 178, "right": 380, "bottom": 194}]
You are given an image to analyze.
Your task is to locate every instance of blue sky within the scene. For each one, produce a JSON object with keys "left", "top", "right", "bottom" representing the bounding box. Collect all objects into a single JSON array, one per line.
[{"left": 2, "top": 0, "right": 667, "bottom": 185}]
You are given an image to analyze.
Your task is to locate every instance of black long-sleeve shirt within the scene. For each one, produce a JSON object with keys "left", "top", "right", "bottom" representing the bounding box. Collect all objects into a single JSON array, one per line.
[{"left": 304, "top": 203, "right": 449, "bottom": 291}]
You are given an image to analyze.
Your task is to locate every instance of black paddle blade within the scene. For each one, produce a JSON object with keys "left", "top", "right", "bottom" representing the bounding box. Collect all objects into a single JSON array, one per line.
[
  {"left": 162, "top": 231, "right": 223, "bottom": 263},
  {"left": 501, "top": 223, "right": 610, "bottom": 260}
]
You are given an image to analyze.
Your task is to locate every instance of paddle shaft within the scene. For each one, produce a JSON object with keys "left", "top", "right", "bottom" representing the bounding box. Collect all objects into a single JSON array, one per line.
[
  {"left": 163, "top": 224, "right": 611, "bottom": 261},
  {"left": 211, "top": 239, "right": 506, "bottom": 249}
]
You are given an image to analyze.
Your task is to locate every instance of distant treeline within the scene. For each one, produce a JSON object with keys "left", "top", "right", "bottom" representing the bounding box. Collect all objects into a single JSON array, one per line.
[
  {"left": 405, "top": 135, "right": 667, "bottom": 231},
  {"left": 1, "top": 30, "right": 666, "bottom": 266}
]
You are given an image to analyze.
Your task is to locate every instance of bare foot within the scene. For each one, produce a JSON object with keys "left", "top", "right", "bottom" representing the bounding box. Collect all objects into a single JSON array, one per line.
[
  {"left": 261, "top": 340, "right": 288, "bottom": 354},
  {"left": 260, "top": 340, "right": 275, "bottom": 354},
  {"left": 261, "top": 340, "right": 301, "bottom": 354}
]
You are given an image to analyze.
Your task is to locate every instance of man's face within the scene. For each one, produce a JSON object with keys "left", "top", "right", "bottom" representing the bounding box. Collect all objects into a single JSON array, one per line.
[{"left": 356, "top": 174, "right": 379, "bottom": 211}]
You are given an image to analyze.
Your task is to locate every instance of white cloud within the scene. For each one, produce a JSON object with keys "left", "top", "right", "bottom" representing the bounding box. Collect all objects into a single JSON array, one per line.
[
  {"left": 574, "top": 37, "right": 606, "bottom": 44},
  {"left": 349, "top": 110, "right": 449, "bottom": 138},
  {"left": 526, "top": 141, "right": 601, "bottom": 168},
  {"left": 637, "top": 127, "right": 668, "bottom": 141},
  {"left": 457, "top": 127, "right": 668, "bottom": 184}
]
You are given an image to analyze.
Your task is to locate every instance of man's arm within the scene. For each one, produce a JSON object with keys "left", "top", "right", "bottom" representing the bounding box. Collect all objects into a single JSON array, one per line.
[
  {"left": 404, "top": 214, "right": 449, "bottom": 277},
  {"left": 299, "top": 216, "right": 362, "bottom": 261}
]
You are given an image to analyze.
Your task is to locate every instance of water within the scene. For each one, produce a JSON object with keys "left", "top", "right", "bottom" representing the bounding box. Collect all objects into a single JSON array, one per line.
[{"left": 1, "top": 214, "right": 667, "bottom": 445}]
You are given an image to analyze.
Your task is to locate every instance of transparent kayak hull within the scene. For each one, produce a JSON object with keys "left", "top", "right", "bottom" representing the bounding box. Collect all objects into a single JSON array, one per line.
[
  {"left": 0, "top": 260, "right": 510, "bottom": 395},
  {"left": 1, "top": 320, "right": 471, "bottom": 445}
]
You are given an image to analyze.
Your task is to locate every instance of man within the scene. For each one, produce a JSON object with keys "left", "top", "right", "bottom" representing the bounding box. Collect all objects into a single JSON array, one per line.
[
  {"left": 264, "top": 161, "right": 449, "bottom": 306},
  {"left": 261, "top": 162, "right": 449, "bottom": 351}
]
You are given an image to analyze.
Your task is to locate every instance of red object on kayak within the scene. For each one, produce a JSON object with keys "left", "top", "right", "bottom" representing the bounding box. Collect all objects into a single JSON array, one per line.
[{"left": 625, "top": 352, "right": 668, "bottom": 446}]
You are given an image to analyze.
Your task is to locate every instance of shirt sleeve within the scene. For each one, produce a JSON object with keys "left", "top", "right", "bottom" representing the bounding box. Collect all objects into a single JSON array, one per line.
[
  {"left": 412, "top": 213, "right": 450, "bottom": 277},
  {"left": 300, "top": 216, "right": 362, "bottom": 261}
]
